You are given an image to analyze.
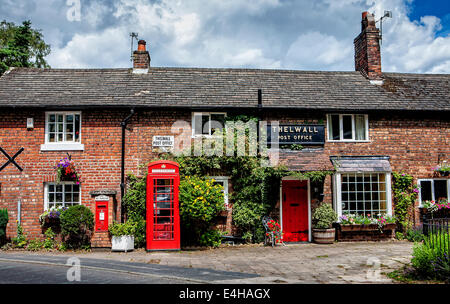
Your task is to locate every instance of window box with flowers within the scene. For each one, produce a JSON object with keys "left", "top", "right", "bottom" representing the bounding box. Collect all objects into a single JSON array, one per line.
[
  {"left": 433, "top": 161, "right": 450, "bottom": 177},
  {"left": 420, "top": 199, "right": 450, "bottom": 218},
  {"left": 336, "top": 213, "right": 397, "bottom": 241}
]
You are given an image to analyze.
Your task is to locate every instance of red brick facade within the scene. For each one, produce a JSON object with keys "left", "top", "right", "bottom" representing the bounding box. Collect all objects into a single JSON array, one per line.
[{"left": 0, "top": 108, "right": 448, "bottom": 244}]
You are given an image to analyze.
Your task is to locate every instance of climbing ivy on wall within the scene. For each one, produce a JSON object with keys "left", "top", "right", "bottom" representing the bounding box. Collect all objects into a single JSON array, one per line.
[{"left": 392, "top": 171, "right": 419, "bottom": 232}]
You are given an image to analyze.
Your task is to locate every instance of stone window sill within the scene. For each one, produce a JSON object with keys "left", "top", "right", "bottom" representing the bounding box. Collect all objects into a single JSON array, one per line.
[{"left": 40, "top": 143, "right": 85, "bottom": 151}]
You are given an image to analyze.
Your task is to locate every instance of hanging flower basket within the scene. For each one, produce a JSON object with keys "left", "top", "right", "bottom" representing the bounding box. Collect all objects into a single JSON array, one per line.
[{"left": 56, "top": 157, "right": 81, "bottom": 184}]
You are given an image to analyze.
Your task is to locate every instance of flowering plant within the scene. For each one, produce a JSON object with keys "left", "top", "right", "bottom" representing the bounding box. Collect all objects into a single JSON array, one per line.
[
  {"left": 339, "top": 213, "right": 396, "bottom": 230},
  {"left": 421, "top": 199, "right": 450, "bottom": 213},
  {"left": 39, "top": 206, "right": 68, "bottom": 227},
  {"left": 266, "top": 219, "right": 283, "bottom": 243},
  {"left": 56, "top": 157, "right": 81, "bottom": 184}
]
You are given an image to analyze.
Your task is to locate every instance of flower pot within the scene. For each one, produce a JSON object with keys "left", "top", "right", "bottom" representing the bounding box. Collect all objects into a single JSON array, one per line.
[
  {"left": 111, "top": 235, "right": 134, "bottom": 252},
  {"left": 438, "top": 171, "right": 449, "bottom": 177},
  {"left": 312, "top": 228, "right": 335, "bottom": 244}
]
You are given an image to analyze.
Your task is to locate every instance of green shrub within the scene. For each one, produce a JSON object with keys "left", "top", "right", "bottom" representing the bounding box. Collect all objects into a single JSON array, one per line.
[
  {"left": 27, "top": 239, "right": 43, "bottom": 251},
  {"left": 312, "top": 203, "right": 337, "bottom": 229},
  {"left": 122, "top": 174, "right": 147, "bottom": 248},
  {"left": 43, "top": 227, "right": 57, "bottom": 250},
  {"left": 405, "top": 227, "right": 424, "bottom": 242},
  {"left": 395, "top": 232, "right": 405, "bottom": 240},
  {"left": 0, "top": 209, "right": 8, "bottom": 244},
  {"left": 199, "top": 229, "right": 222, "bottom": 248},
  {"left": 179, "top": 176, "right": 225, "bottom": 246},
  {"left": 109, "top": 220, "right": 137, "bottom": 237},
  {"left": 60, "top": 205, "right": 94, "bottom": 249},
  {"left": 411, "top": 233, "right": 450, "bottom": 281}
]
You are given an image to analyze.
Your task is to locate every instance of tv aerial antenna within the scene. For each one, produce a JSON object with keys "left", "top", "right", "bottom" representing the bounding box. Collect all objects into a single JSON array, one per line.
[
  {"left": 375, "top": 10, "right": 392, "bottom": 45},
  {"left": 130, "top": 32, "right": 139, "bottom": 62}
]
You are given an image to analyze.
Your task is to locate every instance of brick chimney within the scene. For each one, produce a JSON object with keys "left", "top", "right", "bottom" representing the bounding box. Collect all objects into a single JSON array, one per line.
[
  {"left": 133, "top": 40, "right": 150, "bottom": 74},
  {"left": 354, "top": 12, "right": 382, "bottom": 83}
]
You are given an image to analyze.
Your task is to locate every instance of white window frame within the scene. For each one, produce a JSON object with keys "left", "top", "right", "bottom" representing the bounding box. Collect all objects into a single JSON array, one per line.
[
  {"left": 327, "top": 114, "right": 369, "bottom": 142},
  {"left": 44, "top": 182, "right": 82, "bottom": 211},
  {"left": 209, "top": 176, "right": 229, "bottom": 209},
  {"left": 417, "top": 178, "right": 450, "bottom": 206},
  {"left": 334, "top": 172, "right": 392, "bottom": 218},
  {"left": 41, "top": 111, "right": 84, "bottom": 151},
  {"left": 191, "top": 112, "right": 227, "bottom": 137}
]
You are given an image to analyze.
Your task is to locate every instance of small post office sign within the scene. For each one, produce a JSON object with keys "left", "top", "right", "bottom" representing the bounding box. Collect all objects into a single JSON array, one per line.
[{"left": 152, "top": 136, "right": 174, "bottom": 147}]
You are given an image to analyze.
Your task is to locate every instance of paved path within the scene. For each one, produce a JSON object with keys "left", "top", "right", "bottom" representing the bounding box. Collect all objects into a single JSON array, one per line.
[{"left": 0, "top": 241, "right": 413, "bottom": 284}]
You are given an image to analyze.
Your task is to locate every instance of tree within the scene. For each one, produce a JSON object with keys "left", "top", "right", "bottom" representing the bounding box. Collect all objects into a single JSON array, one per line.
[{"left": 0, "top": 20, "right": 51, "bottom": 75}]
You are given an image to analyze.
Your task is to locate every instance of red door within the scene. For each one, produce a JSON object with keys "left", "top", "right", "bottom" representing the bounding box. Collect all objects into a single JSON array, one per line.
[{"left": 282, "top": 180, "right": 309, "bottom": 242}]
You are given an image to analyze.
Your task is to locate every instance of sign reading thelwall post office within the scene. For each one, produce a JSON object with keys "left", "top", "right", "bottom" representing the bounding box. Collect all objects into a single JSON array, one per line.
[{"left": 267, "top": 124, "right": 325, "bottom": 145}]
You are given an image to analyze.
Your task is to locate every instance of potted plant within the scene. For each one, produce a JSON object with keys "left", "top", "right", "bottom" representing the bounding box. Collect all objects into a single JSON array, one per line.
[
  {"left": 39, "top": 206, "right": 67, "bottom": 229},
  {"left": 109, "top": 220, "right": 136, "bottom": 252},
  {"left": 311, "top": 203, "right": 337, "bottom": 244}
]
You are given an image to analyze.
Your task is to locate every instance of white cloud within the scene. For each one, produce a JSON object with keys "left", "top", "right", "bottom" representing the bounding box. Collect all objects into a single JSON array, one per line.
[
  {"left": 367, "top": 0, "right": 450, "bottom": 73},
  {"left": 285, "top": 32, "right": 353, "bottom": 71},
  {"left": 47, "top": 27, "right": 129, "bottom": 68},
  {"left": 5, "top": 0, "right": 446, "bottom": 73}
]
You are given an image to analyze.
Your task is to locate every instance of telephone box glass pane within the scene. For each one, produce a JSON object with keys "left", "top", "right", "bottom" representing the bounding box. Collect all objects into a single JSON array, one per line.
[{"left": 153, "top": 178, "right": 174, "bottom": 240}]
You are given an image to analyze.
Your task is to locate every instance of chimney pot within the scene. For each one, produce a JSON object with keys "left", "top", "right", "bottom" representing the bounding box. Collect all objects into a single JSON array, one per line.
[{"left": 137, "top": 40, "right": 146, "bottom": 51}]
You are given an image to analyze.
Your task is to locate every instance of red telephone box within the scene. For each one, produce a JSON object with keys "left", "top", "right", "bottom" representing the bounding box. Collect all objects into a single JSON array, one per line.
[{"left": 146, "top": 160, "right": 180, "bottom": 251}]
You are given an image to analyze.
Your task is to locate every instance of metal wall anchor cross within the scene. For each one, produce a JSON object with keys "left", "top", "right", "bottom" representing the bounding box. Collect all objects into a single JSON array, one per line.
[{"left": 0, "top": 147, "right": 24, "bottom": 172}]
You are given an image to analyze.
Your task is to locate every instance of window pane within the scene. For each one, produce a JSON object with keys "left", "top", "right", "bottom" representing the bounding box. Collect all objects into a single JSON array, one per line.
[
  {"left": 210, "top": 114, "right": 225, "bottom": 135},
  {"left": 193, "top": 114, "right": 203, "bottom": 135},
  {"left": 434, "top": 180, "right": 448, "bottom": 202},
  {"left": 49, "top": 114, "right": 55, "bottom": 123},
  {"left": 75, "top": 115, "right": 81, "bottom": 142},
  {"left": 355, "top": 115, "right": 366, "bottom": 140},
  {"left": 420, "top": 181, "right": 432, "bottom": 202},
  {"left": 202, "top": 114, "right": 210, "bottom": 135},
  {"left": 57, "top": 115, "right": 63, "bottom": 122},
  {"left": 329, "top": 115, "right": 340, "bottom": 140},
  {"left": 341, "top": 173, "right": 387, "bottom": 215},
  {"left": 342, "top": 115, "right": 352, "bottom": 139}
]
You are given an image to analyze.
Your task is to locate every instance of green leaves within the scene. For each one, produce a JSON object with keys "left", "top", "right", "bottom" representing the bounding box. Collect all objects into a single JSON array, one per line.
[
  {"left": 0, "top": 20, "right": 51, "bottom": 75},
  {"left": 392, "top": 172, "right": 418, "bottom": 231},
  {"left": 59, "top": 205, "right": 94, "bottom": 249},
  {"left": 109, "top": 220, "right": 138, "bottom": 237},
  {"left": 312, "top": 203, "right": 337, "bottom": 229}
]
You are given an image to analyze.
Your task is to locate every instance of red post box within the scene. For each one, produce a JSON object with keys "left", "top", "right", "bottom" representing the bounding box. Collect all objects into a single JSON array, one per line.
[
  {"left": 95, "top": 199, "right": 109, "bottom": 232},
  {"left": 146, "top": 160, "right": 180, "bottom": 251}
]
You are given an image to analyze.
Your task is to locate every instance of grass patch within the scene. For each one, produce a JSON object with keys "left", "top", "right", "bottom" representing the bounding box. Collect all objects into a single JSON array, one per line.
[
  {"left": 386, "top": 266, "right": 447, "bottom": 284},
  {"left": 316, "top": 255, "right": 328, "bottom": 258}
]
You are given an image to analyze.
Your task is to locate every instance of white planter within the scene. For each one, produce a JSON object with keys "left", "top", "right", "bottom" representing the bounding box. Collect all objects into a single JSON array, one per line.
[{"left": 111, "top": 235, "right": 134, "bottom": 252}]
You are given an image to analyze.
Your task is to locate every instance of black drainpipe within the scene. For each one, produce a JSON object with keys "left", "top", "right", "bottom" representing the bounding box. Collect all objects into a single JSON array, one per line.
[{"left": 120, "top": 109, "right": 135, "bottom": 205}]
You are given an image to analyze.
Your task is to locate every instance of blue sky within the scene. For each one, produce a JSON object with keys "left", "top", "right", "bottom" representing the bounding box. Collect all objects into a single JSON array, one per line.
[{"left": 0, "top": 0, "right": 449, "bottom": 73}]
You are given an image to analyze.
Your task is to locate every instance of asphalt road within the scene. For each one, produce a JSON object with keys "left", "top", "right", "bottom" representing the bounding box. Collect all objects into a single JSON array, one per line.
[{"left": 0, "top": 254, "right": 259, "bottom": 284}]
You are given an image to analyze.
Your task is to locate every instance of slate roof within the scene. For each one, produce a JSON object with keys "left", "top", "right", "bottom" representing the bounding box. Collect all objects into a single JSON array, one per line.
[
  {"left": 330, "top": 156, "right": 391, "bottom": 173},
  {"left": 0, "top": 67, "right": 449, "bottom": 111}
]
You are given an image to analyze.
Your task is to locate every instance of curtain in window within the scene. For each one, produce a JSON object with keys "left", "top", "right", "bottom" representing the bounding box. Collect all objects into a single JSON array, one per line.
[{"left": 355, "top": 115, "right": 366, "bottom": 140}]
